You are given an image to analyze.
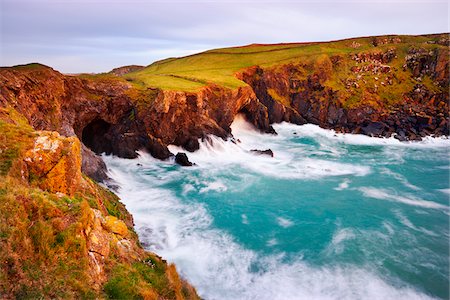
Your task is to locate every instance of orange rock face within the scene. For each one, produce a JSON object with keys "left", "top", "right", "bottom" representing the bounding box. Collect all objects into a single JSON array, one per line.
[{"left": 24, "top": 131, "right": 82, "bottom": 196}]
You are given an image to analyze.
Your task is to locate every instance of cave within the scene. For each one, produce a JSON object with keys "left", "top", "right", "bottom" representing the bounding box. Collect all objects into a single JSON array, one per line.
[{"left": 82, "top": 119, "right": 113, "bottom": 155}]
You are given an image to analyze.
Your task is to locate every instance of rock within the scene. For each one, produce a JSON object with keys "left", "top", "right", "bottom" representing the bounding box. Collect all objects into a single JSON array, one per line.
[
  {"left": 146, "top": 135, "right": 172, "bottom": 159},
  {"left": 109, "top": 65, "right": 144, "bottom": 76},
  {"left": 183, "top": 137, "right": 200, "bottom": 152},
  {"left": 175, "top": 152, "right": 193, "bottom": 166},
  {"left": 81, "top": 144, "right": 109, "bottom": 182},
  {"left": 104, "top": 216, "right": 128, "bottom": 238},
  {"left": 361, "top": 122, "right": 386, "bottom": 136},
  {"left": 24, "top": 131, "right": 83, "bottom": 196},
  {"left": 250, "top": 149, "right": 274, "bottom": 157}
]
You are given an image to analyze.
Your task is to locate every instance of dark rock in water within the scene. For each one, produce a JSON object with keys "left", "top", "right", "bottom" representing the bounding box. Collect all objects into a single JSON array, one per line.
[
  {"left": 175, "top": 152, "right": 193, "bottom": 166},
  {"left": 395, "top": 130, "right": 407, "bottom": 141},
  {"left": 361, "top": 122, "right": 386, "bottom": 136},
  {"left": 250, "top": 149, "right": 274, "bottom": 157}
]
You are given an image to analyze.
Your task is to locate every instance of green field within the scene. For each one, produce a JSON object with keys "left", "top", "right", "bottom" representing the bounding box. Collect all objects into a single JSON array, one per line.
[{"left": 122, "top": 34, "right": 446, "bottom": 93}]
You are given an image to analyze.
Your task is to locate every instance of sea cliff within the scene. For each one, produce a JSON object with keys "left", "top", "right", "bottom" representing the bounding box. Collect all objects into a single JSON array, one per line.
[{"left": 0, "top": 33, "right": 448, "bottom": 298}]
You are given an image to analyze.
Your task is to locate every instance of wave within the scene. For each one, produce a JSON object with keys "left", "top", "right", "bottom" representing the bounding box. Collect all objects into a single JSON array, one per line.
[
  {"left": 104, "top": 154, "right": 434, "bottom": 300},
  {"left": 393, "top": 210, "right": 438, "bottom": 237},
  {"left": 276, "top": 217, "right": 294, "bottom": 228},
  {"left": 269, "top": 121, "right": 450, "bottom": 148},
  {"left": 168, "top": 117, "right": 371, "bottom": 180},
  {"left": 358, "top": 187, "right": 448, "bottom": 210},
  {"left": 100, "top": 115, "right": 448, "bottom": 299},
  {"left": 379, "top": 168, "right": 421, "bottom": 191}
]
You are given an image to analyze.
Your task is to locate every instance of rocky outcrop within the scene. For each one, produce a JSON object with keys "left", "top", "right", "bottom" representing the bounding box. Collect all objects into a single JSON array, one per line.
[
  {"left": 1, "top": 36, "right": 449, "bottom": 182},
  {"left": 0, "top": 65, "right": 171, "bottom": 181},
  {"left": 0, "top": 108, "right": 200, "bottom": 298},
  {"left": 238, "top": 47, "right": 449, "bottom": 140},
  {"left": 24, "top": 131, "right": 82, "bottom": 196},
  {"left": 250, "top": 149, "right": 274, "bottom": 157},
  {"left": 84, "top": 207, "right": 136, "bottom": 289},
  {"left": 109, "top": 65, "right": 145, "bottom": 76},
  {"left": 175, "top": 152, "right": 193, "bottom": 166},
  {"left": 138, "top": 85, "right": 271, "bottom": 151}
]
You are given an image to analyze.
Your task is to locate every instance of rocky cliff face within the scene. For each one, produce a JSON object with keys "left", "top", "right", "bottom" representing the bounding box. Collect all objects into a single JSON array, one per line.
[
  {"left": 2, "top": 39, "right": 447, "bottom": 170},
  {"left": 238, "top": 47, "right": 449, "bottom": 140},
  {"left": 0, "top": 108, "right": 199, "bottom": 299},
  {"left": 0, "top": 34, "right": 448, "bottom": 299}
]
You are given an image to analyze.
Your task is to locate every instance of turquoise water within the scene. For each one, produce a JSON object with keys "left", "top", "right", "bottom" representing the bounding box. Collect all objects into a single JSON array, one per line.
[{"left": 104, "top": 116, "right": 449, "bottom": 300}]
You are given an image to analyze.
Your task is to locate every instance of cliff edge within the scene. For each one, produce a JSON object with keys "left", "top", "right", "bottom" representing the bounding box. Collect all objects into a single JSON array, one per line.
[
  {"left": 0, "top": 107, "right": 199, "bottom": 299},
  {"left": 0, "top": 33, "right": 449, "bottom": 298}
]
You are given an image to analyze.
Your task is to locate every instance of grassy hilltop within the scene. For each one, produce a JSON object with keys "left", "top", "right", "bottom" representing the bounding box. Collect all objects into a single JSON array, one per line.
[{"left": 122, "top": 34, "right": 447, "bottom": 105}]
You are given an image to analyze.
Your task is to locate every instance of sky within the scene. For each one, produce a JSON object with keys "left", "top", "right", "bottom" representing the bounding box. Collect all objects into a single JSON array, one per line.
[{"left": 0, "top": 0, "right": 448, "bottom": 73}]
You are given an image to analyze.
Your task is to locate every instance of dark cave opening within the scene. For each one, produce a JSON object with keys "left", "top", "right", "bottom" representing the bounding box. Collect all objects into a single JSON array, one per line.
[{"left": 82, "top": 119, "right": 113, "bottom": 155}]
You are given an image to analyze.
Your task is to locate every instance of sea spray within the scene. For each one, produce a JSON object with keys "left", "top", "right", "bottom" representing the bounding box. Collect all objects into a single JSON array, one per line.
[{"left": 103, "top": 116, "right": 449, "bottom": 299}]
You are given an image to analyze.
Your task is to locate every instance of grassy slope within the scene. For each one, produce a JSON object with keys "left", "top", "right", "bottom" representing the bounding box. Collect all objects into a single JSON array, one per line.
[
  {"left": 122, "top": 34, "right": 446, "bottom": 95},
  {"left": 0, "top": 107, "right": 199, "bottom": 299},
  {"left": 117, "top": 34, "right": 448, "bottom": 110}
]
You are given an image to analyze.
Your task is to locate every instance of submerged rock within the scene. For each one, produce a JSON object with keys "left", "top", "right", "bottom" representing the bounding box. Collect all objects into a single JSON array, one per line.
[
  {"left": 250, "top": 149, "right": 274, "bottom": 157},
  {"left": 175, "top": 152, "right": 193, "bottom": 166}
]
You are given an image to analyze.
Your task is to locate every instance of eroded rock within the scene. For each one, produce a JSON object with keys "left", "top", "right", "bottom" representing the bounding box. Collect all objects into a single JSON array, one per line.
[
  {"left": 250, "top": 149, "right": 274, "bottom": 157},
  {"left": 175, "top": 152, "right": 193, "bottom": 166},
  {"left": 24, "top": 131, "right": 82, "bottom": 196}
]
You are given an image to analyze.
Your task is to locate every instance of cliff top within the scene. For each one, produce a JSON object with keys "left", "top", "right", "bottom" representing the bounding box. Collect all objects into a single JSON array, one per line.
[{"left": 118, "top": 33, "right": 448, "bottom": 92}]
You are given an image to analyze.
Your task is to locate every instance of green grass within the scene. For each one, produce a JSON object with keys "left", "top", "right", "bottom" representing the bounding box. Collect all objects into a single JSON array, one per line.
[{"left": 122, "top": 33, "right": 447, "bottom": 93}]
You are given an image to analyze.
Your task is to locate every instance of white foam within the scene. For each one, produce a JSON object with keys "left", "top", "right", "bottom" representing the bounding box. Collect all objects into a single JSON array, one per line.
[
  {"left": 382, "top": 221, "right": 396, "bottom": 235},
  {"left": 168, "top": 132, "right": 371, "bottom": 181},
  {"left": 199, "top": 180, "right": 227, "bottom": 193},
  {"left": 332, "top": 228, "right": 356, "bottom": 246},
  {"left": 183, "top": 183, "right": 196, "bottom": 195},
  {"left": 379, "top": 168, "right": 421, "bottom": 191},
  {"left": 325, "top": 227, "right": 357, "bottom": 255},
  {"left": 438, "top": 188, "right": 450, "bottom": 195},
  {"left": 106, "top": 157, "right": 433, "bottom": 300},
  {"left": 241, "top": 214, "right": 249, "bottom": 225},
  {"left": 276, "top": 217, "right": 294, "bottom": 228},
  {"left": 266, "top": 238, "right": 278, "bottom": 247},
  {"left": 334, "top": 179, "right": 351, "bottom": 191},
  {"left": 393, "top": 210, "right": 438, "bottom": 237},
  {"left": 272, "top": 122, "right": 450, "bottom": 148},
  {"left": 358, "top": 187, "right": 448, "bottom": 210}
]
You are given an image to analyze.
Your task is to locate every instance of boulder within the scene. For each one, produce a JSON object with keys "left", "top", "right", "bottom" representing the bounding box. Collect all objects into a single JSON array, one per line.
[
  {"left": 104, "top": 216, "right": 129, "bottom": 238},
  {"left": 24, "top": 131, "right": 82, "bottom": 196},
  {"left": 361, "top": 122, "right": 386, "bottom": 136},
  {"left": 81, "top": 144, "right": 109, "bottom": 182},
  {"left": 250, "top": 149, "right": 274, "bottom": 157},
  {"left": 175, "top": 152, "right": 193, "bottom": 166}
]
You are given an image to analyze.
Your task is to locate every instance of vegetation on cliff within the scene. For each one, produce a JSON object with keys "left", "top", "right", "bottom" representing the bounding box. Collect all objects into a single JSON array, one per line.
[
  {"left": 124, "top": 34, "right": 448, "bottom": 106},
  {"left": 0, "top": 32, "right": 448, "bottom": 299},
  {"left": 0, "top": 107, "right": 199, "bottom": 299},
  {"left": 119, "top": 33, "right": 448, "bottom": 142}
]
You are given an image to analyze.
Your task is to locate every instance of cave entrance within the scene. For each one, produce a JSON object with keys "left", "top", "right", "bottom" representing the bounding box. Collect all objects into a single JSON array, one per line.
[{"left": 82, "top": 119, "right": 113, "bottom": 155}]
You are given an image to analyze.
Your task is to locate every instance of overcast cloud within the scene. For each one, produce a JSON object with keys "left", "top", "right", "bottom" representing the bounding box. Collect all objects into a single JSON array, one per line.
[{"left": 0, "top": 0, "right": 448, "bottom": 73}]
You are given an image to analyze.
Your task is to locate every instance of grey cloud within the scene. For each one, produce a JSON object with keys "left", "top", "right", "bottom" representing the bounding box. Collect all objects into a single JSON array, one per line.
[{"left": 0, "top": 0, "right": 447, "bottom": 73}]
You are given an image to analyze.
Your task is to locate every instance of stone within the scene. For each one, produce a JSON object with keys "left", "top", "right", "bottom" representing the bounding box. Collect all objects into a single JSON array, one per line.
[
  {"left": 250, "top": 149, "right": 274, "bottom": 157},
  {"left": 361, "top": 122, "right": 386, "bottom": 136},
  {"left": 24, "top": 131, "right": 83, "bottom": 196},
  {"left": 175, "top": 152, "right": 193, "bottom": 166},
  {"left": 104, "top": 216, "right": 128, "bottom": 238}
]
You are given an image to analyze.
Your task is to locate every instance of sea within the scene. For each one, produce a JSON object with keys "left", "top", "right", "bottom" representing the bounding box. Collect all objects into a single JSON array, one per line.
[{"left": 103, "top": 115, "right": 450, "bottom": 300}]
